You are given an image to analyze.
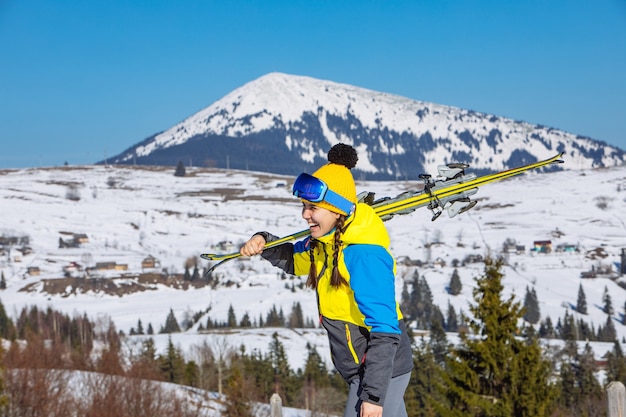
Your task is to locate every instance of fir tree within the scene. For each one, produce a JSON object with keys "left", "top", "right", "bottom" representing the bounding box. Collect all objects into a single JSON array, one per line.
[
  {"left": 147, "top": 322, "right": 154, "bottom": 334},
  {"left": 448, "top": 268, "right": 462, "bottom": 295},
  {"left": 302, "top": 343, "right": 329, "bottom": 412},
  {"left": 288, "top": 302, "right": 304, "bottom": 328},
  {"left": 174, "top": 161, "right": 186, "bottom": 177},
  {"left": 192, "top": 264, "right": 200, "bottom": 281},
  {"left": 523, "top": 286, "right": 541, "bottom": 324},
  {"left": 443, "top": 257, "right": 557, "bottom": 416},
  {"left": 0, "top": 271, "right": 6, "bottom": 290},
  {"left": 445, "top": 301, "right": 458, "bottom": 332},
  {"left": 538, "top": 316, "right": 555, "bottom": 339},
  {"left": 162, "top": 308, "right": 181, "bottom": 333},
  {"left": 222, "top": 364, "right": 252, "bottom": 417},
  {"left": 159, "top": 336, "right": 186, "bottom": 383},
  {"left": 239, "top": 312, "right": 252, "bottom": 328},
  {"left": 576, "top": 283, "right": 588, "bottom": 315},
  {"left": 136, "top": 318, "right": 144, "bottom": 335},
  {"left": 603, "top": 285, "right": 614, "bottom": 315},
  {"left": 227, "top": 304, "right": 237, "bottom": 328},
  {"left": 605, "top": 340, "right": 626, "bottom": 385},
  {"left": 407, "top": 337, "right": 449, "bottom": 417},
  {"left": 268, "top": 332, "right": 301, "bottom": 405},
  {"left": 0, "top": 298, "right": 15, "bottom": 340}
]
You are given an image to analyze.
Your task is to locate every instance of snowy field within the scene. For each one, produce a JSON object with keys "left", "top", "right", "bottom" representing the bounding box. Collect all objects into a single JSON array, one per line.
[{"left": 1, "top": 159, "right": 626, "bottom": 375}]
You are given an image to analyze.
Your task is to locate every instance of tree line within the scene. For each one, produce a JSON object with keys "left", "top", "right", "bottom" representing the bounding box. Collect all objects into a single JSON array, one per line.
[{"left": 2, "top": 258, "right": 626, "bottom": 416}]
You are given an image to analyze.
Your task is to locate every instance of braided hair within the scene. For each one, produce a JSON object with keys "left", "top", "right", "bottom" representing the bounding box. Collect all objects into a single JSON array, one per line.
[{"left": 305, "top": 144, "right": 358, "bottom": 289}]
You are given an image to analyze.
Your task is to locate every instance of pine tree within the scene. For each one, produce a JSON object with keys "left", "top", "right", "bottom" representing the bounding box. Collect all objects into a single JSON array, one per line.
[
  {"left": 136, "top": 319, "right": 144, "bottom": 335},
  {"left": 443, "top": 257, "right": 557, "bottom": 416},
  {"left": 448, "top": 268, "right": 462, "bottom": 295},
  {"left": 523, "top": 286, "right": 541, "bottom": 324},
  {"left": 222, "top": 364, "right": 252, "bottom": 417},
  {"left": 446, "top": 301, "right": 458, "bottom": 332},
  {"left": 407, "top": 337, "right": 448, "bottom": 417},
  {"left": 605, "top": 340, "right": 626, "bottom": 384},
  {"left": 239, "top": 313, "right": 252, "bottom": 328},
  {"left": 0, "top": 271, "right": 6, "bottom": 290},
  {"left": 576, "top": 283, "right": 588, "bottom": 315},
  {"left": 413, "top": 274, "right": 434, "bottom": 330},
  {"left": 603, "top": 285, "right": 614, "bottom": 315},
  {"left": 0, "top": 298, "right": 15, "bottom": 340},
  {"left": 159, "top": 336, "right": 186, "bottom": 383},
  {"left": 302, "top": 343, "right": 329, "bottom": 412},
  {"left": 227, "top": 305, "right": 237, "bottom": 328},
  {"left": 174, "top": 161, "right": 186, "bottom": 177},
  {"left": 162, "top": 308, "right": 181, "bottom": 333},
  {"left": 288, "top": 302, "right": 304, "bottom": 328},
  {"left": 268, "top": 332, "right": 301, "bottom": 405}
]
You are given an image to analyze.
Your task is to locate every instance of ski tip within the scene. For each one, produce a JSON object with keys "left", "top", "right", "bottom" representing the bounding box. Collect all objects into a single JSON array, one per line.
[{"left": 200, "top": 253, "right": 217, "bottom": 261}]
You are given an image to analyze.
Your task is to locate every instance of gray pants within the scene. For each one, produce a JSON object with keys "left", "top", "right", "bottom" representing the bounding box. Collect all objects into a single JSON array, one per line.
[{"left": 343, "top": 372, "right": 411, "bottom": 417}]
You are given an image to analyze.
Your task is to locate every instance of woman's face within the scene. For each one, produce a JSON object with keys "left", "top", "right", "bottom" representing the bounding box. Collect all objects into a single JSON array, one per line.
[{"left": 301, "top": 202, "right": 340, "bottom": 238}]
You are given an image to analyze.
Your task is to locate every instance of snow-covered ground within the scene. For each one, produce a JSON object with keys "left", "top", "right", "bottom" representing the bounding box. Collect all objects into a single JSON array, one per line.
[{"left": 1, "top": 161, "right": 625, "bottom": 374}]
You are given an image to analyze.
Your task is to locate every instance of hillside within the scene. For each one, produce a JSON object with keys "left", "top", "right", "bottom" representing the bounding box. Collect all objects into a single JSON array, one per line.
[
  {"left": 107, "top": 73, "right": 625, "bottom": 178},
  {"left": 1, "top": 160, "right": 626, "bottom": 369}
]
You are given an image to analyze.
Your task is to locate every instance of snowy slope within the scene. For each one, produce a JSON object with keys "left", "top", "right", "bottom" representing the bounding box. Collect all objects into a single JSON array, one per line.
[
  {"left": 1, "top": 161, "right": 626, "bottom": 371},
  {"left": 110, "top": 73, "right": 625, "bottom": 177}
]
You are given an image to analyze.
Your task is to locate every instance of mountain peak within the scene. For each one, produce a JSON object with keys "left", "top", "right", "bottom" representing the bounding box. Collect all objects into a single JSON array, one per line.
[{"left": 108, "top": 73, "right": 625, "bottom": 178}]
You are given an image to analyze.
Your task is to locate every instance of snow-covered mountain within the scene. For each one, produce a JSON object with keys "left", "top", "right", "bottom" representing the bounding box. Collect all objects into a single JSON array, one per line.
[
  {"left": 107, "top": 72, "right": 625, "bottom": 179},
  {"left": 1, "top": 162, "right": 626, "bottom": 370}
]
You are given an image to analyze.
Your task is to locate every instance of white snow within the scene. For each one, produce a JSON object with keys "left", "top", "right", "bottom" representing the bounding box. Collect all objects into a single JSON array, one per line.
[{"left": 1, "top": 161, "right": 626, "bottom": 397}]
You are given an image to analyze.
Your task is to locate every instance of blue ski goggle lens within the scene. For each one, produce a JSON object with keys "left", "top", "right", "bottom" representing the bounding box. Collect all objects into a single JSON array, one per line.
[{"left": 292, "top": 173, "right": 355, "bottom": 215}]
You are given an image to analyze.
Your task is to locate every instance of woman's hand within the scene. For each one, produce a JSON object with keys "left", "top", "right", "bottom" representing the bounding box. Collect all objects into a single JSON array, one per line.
[
  {"left": 360, "top": 401, "right": 383, "bottom": 417},
  {"left": 239, "top": 234, "right": 266, "bottom": 257}
]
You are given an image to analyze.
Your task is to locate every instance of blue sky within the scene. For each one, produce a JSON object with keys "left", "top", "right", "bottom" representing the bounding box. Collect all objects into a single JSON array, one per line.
[{"left": 1, "top": 0, "right": 625, "bottom": 168}]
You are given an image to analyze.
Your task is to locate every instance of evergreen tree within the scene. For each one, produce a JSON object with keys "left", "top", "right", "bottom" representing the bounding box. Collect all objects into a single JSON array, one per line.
[
  {"left": 302, "top": 343, "right": 329, "bottom": 412},
  {"left": 192, "top": 264, "right": 200, "bottom": 281},
  {"left": 600, "top": 314, "right": 617, "bottom": 342},
  {"left": 603, "top": 285, "right": 614, "bottom": 315},
  {"left": 136, "top": 318, "right": 144, "bottom": 335},
  {"left": 184, "top": 266, "right": 191, "bottom": 281},
  {"left": 407, "top": 337, "right": 449, "bottom": 417},
  {"left": 538, "top": 316, "right": 555, "bottom": 339},
  {"left": 147, "top": 322, "right": 154, "bottom": 334},
  {"left": 576, "top": 283, "right": 588, "bottom": 315},
  {"left": 265, "top": 305, "right": 285, "bottom": 327},
  {"left": 522, "top": 286, "right": 541, "bottom": 324},
  {"left": 159, "top": 336, "right": 186, "bottom": 383},
  {"left": 174, "top": 161, "right": 186, "bottom": 177},
  {"left": 288, "top": 302, "right": 304, "bottom": 328},
  {"left": 443, "top": 257, "right": 557, "bottom": 416},
  {"left": 448, "top": 268, "right": 462, "bottom": 295},
  {"left": 0, "top": 271, "right": 6, "bottom": 290},
  {"left": 414, "top": 274, "right": 435, "bottom": 330},
  {"left": 605, "top": 340, "right": 626, "bottom": 385},
  {"left": 445, "top": 301, "right": 458, "bottom": 332},
  {"left": 222, "top": 363, "right": 252, "bottom": 417},
  {"left": 227, "top": 304, "right": 237, "bottom": 328},
  {"left": 162, "top": 308, "right": 181, "bottom": 333},
  {"left": 0, "top": 298, "right": 15, "bottom": 340},
  {"left": 239, "top": 312, "right": 252, "bottom": 328},
  {"left": 268, "top": 332, "right": 301, "bottom": 405}
]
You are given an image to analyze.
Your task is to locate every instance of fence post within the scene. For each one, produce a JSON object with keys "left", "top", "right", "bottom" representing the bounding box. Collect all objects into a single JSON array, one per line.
[
  {"left": 607, "top": 381, "right": 626, "bottom": 417},
  {"left": 270, "top": 393, "right": 283, "bottom": 417}
]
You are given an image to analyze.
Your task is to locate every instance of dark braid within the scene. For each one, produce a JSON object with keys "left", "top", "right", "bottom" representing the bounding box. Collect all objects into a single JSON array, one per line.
[
  {"left": 306, "top": 239, "right": 318, "bottom": 289},
  {"left": 305, "top": 216, "right": 349, "bottom": 289},
  {"left": 330, "top": 215, "right": 348, "bottom": 288}
]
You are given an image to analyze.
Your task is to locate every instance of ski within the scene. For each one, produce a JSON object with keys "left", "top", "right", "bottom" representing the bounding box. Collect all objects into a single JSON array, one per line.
[{"left": 201, "top": 153, "right": 564, "bottom": 272}]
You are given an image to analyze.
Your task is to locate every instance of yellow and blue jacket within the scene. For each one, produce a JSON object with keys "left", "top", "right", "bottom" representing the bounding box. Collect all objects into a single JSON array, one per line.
[{"left": 259, "top": 203, "right": 413, "bottom": 406}]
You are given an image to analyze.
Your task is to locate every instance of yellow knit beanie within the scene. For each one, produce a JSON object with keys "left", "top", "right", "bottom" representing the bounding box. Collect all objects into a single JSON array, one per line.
[{"left": 310, "top": 144, "right": 358, "bottom": 215}]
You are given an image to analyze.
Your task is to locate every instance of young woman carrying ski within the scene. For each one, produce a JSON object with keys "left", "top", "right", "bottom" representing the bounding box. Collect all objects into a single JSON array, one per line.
[{"left": 240, "top": 143, "right": 413, "bottom": 417}]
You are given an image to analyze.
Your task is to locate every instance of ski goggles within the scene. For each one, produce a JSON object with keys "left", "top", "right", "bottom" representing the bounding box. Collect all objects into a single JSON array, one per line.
[{"left": 292, "top": 173, "right": 355, "bottom": 215}]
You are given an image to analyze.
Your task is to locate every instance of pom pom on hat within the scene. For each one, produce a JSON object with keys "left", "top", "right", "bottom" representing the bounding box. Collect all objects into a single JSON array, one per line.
[{"left": 310, "top": 144, "right": 358, "bottom": 215}]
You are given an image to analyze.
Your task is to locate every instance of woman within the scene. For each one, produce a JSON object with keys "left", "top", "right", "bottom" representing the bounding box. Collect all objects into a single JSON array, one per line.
[{"left": 240, "top": 144, "right": 413, "bottom": 417}]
